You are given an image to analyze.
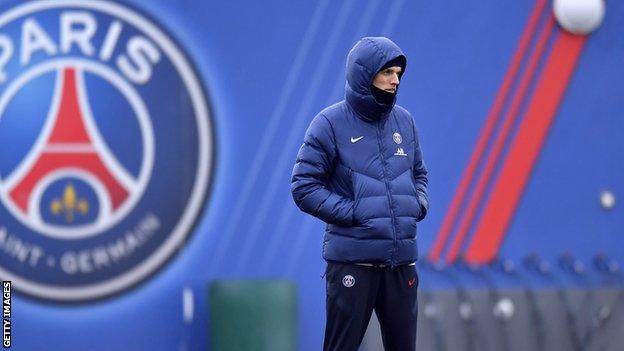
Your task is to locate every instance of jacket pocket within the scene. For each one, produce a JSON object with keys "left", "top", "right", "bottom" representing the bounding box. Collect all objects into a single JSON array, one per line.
[
  {"left": 413, "top": 196, "right": 422, "bottom": 220},
  {"left": 408, "top": 168, "right": 418, "bottom": 196},
  {"left": 349, "top": 168, "right": 360, "bottom": 225},
  {"left": 350, "top": 169, "right": 373, "bottom": 227},
  {"left": 331, "top": 163, "right": 354, "bottom": 198},
  {"left": 407, "top": 169, "right": 423, "bottom": 219}
]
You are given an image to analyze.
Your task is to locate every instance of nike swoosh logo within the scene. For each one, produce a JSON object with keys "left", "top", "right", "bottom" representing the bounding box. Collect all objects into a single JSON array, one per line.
[{"left": 351, "top": 136, "right": 364, "bottom": 143}]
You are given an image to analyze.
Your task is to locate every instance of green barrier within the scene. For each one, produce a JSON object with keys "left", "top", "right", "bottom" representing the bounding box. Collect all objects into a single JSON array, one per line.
[{"left": 209, "top": 280, "right": 298, "bottom": 351}]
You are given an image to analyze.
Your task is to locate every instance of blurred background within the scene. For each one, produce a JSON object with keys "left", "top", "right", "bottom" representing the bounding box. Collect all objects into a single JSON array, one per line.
[{"left": 0, "top": 0, "right": 621, "bottom": 350}]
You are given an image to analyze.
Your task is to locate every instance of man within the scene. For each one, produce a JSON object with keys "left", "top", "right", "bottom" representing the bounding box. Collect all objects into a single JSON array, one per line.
[{"left": 291, "top": 37, "right": 428, "bottom": 351}]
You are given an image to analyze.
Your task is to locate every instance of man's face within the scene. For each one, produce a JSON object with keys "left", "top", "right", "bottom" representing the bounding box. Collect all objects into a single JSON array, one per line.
[{"left": 372, "top": 66, "right": 402, "bottom": 93}]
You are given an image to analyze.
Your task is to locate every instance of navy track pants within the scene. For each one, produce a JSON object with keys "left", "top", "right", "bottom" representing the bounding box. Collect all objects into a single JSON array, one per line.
[{"left": 323, "top": 261, "right": 419, "bottom": 351}]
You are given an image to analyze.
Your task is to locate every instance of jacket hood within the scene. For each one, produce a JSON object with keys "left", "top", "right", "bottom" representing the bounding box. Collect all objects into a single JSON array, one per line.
[{"left": 345, "top": 37, "right": 407, "bottom": 122}]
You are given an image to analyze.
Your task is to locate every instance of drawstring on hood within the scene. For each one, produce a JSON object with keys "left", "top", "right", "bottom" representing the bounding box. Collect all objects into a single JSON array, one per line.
[{"left": 345, "top": 37, "right": 407, "bottom": 122}]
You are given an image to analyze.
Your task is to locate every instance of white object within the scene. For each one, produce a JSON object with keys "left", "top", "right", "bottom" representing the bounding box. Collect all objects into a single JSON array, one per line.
[
  {"left": 553, "top": 0, "right": 605, "bottom": 35},
  {"left": 600, "top": 190, "right": 615, "bottom": 209},
  {"left": 424, "top": 303, "right": 440, "bottom": 319},
  {"left": 493, "top": 297, "right": 515, "bottom": 320},
  {"left": 183, "top": 287, "right": 194, "bottom": 324},
  {"left": 459, "top": 302, "right": 473, "bottom": 320}
]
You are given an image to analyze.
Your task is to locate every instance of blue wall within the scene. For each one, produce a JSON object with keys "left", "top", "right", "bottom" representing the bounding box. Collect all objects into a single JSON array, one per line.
[{"left": 3, "top": 0, "right": 622, "bottom": 350}]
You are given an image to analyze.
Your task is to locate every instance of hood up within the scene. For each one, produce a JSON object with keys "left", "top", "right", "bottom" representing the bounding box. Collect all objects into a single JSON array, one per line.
[{"left": 345, "top": 37, "right": 407, "bottom": 122}]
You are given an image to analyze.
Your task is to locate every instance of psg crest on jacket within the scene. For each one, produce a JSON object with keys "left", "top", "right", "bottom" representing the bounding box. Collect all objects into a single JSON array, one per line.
[{"left": 0, "top": 1, "right": 213, "bottom": 302}]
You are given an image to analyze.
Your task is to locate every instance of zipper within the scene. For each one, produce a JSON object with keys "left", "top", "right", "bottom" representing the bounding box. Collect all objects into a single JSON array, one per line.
[{"left": 376, "top": 121, "right": 398, "bottom": 267}]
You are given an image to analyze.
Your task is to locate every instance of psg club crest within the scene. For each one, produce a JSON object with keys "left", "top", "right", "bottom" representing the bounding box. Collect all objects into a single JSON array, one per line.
[{"left": 0, "top": 1, "right": 213, "bottom": 302}]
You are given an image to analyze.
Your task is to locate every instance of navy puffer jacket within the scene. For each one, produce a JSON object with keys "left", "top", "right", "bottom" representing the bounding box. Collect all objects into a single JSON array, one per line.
[{"left": 291, "top": 37, "right": 428, "bottom": 266}]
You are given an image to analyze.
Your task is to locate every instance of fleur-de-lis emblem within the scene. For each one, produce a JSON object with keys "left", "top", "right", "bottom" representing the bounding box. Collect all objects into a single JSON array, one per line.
[{"left": 50, "top": 183, "right": 89, "bottom": 223}]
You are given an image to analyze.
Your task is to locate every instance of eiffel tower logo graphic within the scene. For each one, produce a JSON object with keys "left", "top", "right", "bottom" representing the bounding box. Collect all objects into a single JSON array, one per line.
[{"left": 1, "top": 66, "right": 140, "bottom": 236}]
